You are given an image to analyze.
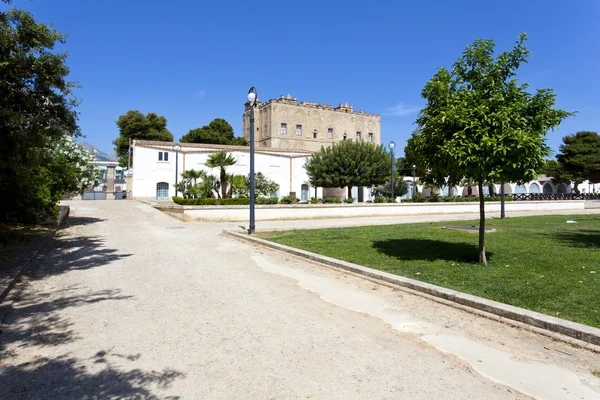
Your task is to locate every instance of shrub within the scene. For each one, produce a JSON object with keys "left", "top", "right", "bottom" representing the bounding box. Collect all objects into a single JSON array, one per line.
[
  {"left": 374, "top": 196, "right": 387, "bottom": 203},
  {"left": 344, "top": 198, "right": 355, "bottom": 204},
  {"left": 310, "top": 197, "right": 319, "bottom": 204},
  {"left": 219, "top": 198, "right": 250, "bottom": 205},
  {"left": 172, "top": 196, "right": 216, "bottom": 205},
  {"left": 323, "top": 196, "right": 342, "bottom": 204},
  {"left": 256, "top": 197, "right": 279, "bottom": 205},
  {"left": 279, "top": 195, "right": 296, "bottom": 204}
]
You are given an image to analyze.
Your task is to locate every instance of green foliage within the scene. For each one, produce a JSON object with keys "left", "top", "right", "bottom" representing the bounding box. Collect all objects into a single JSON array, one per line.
[
  {"left": 372, "top": 179, "right": 409, "bottom": 199},
  {"left": 323, "top": 197, "right": 342, "bottom": 204},
  {"left": 556, "top": 131, "right": 600, "bottom": 188},
  {"left": 0, "top": 8, "right": 82, "bottom": 222},
  {"left": 304, "top": 140, "right": 390, "bottom": 198},
  {"left": 256, "top": 197, "right": 279, "bottom": 205},
  {"left": 344, "top": 198, "right": 355, "bottom": 204},
  {"left": 171, "top": 196, "right": 251, "bottom": 206},
  {"left": 401, "top": 195, "right": 513, "bottom": 203},
  {"left": 408, "top": 33, "right": 572, "bottom": 263},
  {"left": 279, "top": 195, "right": 297, "bottom": 204},
  {"left": 180, "top": 118, "right": 248, "bottom": 146},
  {"left": 233, "top": 172, "right": 280, "bottom": 198},
  {"left": 206, "top": 151, "right": 237, "bottom": 199},
  {"left": 113, "top": 111, "right": 173, "bottom": 166}
]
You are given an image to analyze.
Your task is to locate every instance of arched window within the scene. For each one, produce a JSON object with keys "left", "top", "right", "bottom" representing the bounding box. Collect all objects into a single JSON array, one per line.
[
  {"left": 515, "top": 184, "right": 527, "bottom": 194},
  {"left": 156, "top": 182, "right": 169, "bottom": 200},
  {"left": 543, "top": 183, "right": 553, "bottom": 194},
  {"left": 529, "top": 183, "right": 541, "bottom": 193},
  {"left": 557, "top": 183, "right": 567, "bottom": 194}
]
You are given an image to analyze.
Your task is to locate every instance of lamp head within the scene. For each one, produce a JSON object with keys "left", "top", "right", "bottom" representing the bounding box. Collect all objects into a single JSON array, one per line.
[
  {"left": 247, "top": 87, "right": 257, "bottom": 106},
  {"left": 173, "top": 144, "right": 181, "bottom": 152},
  {"left": 389, "top": 141, "right": 396, "bottom": 150}
]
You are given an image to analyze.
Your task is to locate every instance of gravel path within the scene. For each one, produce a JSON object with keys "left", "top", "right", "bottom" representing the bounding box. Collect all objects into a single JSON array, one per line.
[{"left": 1, "top": 201, "right": 599, "bottom": 399}]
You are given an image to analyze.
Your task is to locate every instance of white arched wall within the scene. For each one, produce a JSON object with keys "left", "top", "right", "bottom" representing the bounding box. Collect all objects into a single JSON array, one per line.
[{"left": 529, "top": 182, "right": 541, "bottom": 193}]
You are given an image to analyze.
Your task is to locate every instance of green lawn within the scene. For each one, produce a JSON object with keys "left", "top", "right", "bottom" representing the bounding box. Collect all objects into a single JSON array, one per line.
[{"left": 258, "top": 214, "right": 600, "bottom": 328}]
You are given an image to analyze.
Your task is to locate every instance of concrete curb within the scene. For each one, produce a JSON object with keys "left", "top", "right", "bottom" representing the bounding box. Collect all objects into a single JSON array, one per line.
[
  {"left": 223, "top": 229, "right": 600, "bottom": 349},
  {"left": 0, "top": 205, "right": 70, "bottom": 304}
]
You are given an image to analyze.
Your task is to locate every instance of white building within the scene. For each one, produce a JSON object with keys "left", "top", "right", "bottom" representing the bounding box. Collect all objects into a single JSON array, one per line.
[{"left": 131, "top": 140, "right": 374, "bottom": 201}]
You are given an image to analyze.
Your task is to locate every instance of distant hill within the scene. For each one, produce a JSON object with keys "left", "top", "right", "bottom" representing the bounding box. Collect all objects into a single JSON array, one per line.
[{"left": 80, "top": 141, "right": 117, "bottom": 161}]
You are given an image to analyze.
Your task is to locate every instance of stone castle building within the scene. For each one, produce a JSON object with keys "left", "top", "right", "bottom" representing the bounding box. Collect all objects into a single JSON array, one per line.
[{"left": 242, "top": 94, "right": 381, "bottom": 151}]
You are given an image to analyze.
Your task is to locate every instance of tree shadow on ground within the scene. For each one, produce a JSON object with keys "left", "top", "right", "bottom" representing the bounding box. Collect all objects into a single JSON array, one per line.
[
  {"left": 547, "top": 231, "right": 600, "bottom": 249},
  {"left": 0, "top": 351, "right": 184, "bottom": 399},
  {"left": 63, "top": 216, "right": 106, "bottom": 228},
  {"left": 372, "top": 239, "right": 491, "bottom": 263}
]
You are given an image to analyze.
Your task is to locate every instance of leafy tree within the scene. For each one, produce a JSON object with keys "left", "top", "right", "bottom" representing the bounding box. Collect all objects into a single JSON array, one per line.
[
  {"left": 180, "top": 118, "right": 248, "bottom": 146},
  {"left": 537, "top": 159, "right": 571, "bottom": 186},
  {"left": 113, "top": 111, "right": 173, "bottom": 166},
  {"left": 233, "top": 173, "right": 279, "bottom": 198},
  {"left": 205, "top": 151, "right": 237, "bottom": 198},
  {"left": 408, "top": 34, "right": 571, "bottom": 264},
  {"left": 0, "top": 8, "right": 80, "bottom": 222},
  {"left": 304, "top": 140, "right": 390, "bottom": 199},
  {"left": 372, "top": 179, "right": 409, "bottom": 199},
  {"left": 556, "top": 131, "right": 600, "bottom": 190}
]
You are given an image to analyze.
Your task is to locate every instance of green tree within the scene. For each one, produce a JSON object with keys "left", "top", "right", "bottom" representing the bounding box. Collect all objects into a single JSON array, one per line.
[
  {"left": 408, "top": 34, "right": 571, "bottom": 264},
  {"left": 538, "top": 159, "right": 572, "bottom": 186},
  {"left": 113, "top": 111, "right": 173, "bottom": 166},
  {"left": 0, "top": 8, "right": 80, "bottom": 222},
  {"left": 180, "top": 118, "right": 248, "bottom": 146},
  {"left": 305, "top": 140, "right": 390, "bottom": 199},
  {"left": 372, "top": 179, "right": 409, "bottom": 199},
  {"left": 234, "top": 172, "right": 279, "bottom": 198},
  {"left": 205, "top": 151, "right": 237, "bottom": 198},
  {"left": 556, "top": 131, "right": 600, "bottom": 190}
]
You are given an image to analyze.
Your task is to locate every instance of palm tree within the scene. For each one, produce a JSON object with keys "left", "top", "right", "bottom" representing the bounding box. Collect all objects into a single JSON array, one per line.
[
  {"left": 227, "top": 174, "right": 247, "bottom": 198},
  {"left": 181, "top": 169, "right": 206, "bottom": 187},
  {"left": 206, "top": 151, "right": 237, "bottom": 198}
]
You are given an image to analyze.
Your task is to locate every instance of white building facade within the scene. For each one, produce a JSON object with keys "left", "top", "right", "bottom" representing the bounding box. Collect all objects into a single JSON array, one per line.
[{"left": 131, "top": 140, "right": 371, "bottom": 201}]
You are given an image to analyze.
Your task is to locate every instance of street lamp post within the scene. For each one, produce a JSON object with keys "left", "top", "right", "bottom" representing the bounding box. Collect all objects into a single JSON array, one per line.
[
  {"left": 173, "top": 144, "right": 181, "bottom": 197},
  {"left": 412, "top": 165, "right": 417, "bottom": 197},
  {"left": 247, "top": 87, "right": 257, "bottom": 234},
  {"left": 389, "top": 141, "right": 396, "bottom": 201}
]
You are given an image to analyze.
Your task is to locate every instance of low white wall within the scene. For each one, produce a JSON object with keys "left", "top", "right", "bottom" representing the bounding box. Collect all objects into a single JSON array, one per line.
[{"left": 155, "top": 201, "right": 586, "bottom": 222}]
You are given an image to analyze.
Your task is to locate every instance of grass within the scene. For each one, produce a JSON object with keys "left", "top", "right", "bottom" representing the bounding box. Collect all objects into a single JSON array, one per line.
[
  {"left": 258, "top": 214, "right": 600, "bottom": 328},
  {"left": 0, "top": 223, "right": 51, "bottom": 276}
]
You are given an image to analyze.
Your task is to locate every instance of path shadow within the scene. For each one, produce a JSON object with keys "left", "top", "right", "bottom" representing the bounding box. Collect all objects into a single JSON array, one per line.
[
  {"left": 0, "top": 350, "right": 184, "bottom": 399},
  {"left": 548, "top": 231, "right": 600, "bottom": 249},
  {"left": 372, "top": 239, "right": 490, "bottom": 263}
]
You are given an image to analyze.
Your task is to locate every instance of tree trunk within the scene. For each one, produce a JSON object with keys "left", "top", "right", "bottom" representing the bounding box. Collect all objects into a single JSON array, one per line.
[
  {"left": 448, "top": 185, "right": 454, "bottom": 197},
  {"left": 347, "top": 186, "right": 352, "bottom": 199},
  {"left": 467, "top": 186, "right": 473, "bottom": 196},
  {"left": 220, "top": 169, "right": 227, "bottom": 199},
  {"left": 478, "top": 179, "right": 487, "bottom": 265},
  {"left": 573, "top": 182, "right": 580, "bottom": 195},
  {"left": 488, "top": 183, "right": 494, "bottom": 196}
]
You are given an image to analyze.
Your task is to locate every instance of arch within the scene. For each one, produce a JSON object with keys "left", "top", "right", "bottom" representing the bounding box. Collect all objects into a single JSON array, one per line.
[
  {"left": 543, "top": 183, "right": 553, "bottom": 194},
  {"left": 557, "top": 183, "right": 567, "bottom": 194},
  {"left": 515, "top": 184, "right": 527, "bottom": 194},
  {"left": 502, "top": 183, "right": 513, "bottom": 195},
  {"left": 529, "top": 183, "right": 541, "bottom": 194},
  {"left": 156, "top": 182, "right": 169, "bottom": 200}
]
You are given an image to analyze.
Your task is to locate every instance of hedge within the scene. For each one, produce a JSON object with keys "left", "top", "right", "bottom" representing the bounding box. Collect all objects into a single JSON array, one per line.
[{"left": 172, "top": 196, "right": 250, "bottom": 206}]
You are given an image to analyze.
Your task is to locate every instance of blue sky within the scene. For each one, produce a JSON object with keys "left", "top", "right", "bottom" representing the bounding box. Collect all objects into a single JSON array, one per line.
[{"left": 8, "top": 0, "right": 599, "bottom": 157}]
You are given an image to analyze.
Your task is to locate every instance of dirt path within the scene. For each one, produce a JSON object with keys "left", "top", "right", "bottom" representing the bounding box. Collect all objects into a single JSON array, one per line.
[{"left": 1, "top": 201, "right": 598, "bottom": 399}]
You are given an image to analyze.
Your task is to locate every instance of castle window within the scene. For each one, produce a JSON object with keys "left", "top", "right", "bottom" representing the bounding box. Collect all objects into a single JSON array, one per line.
[
  {"left": 356, "top": 132, "right": 362, "bottom": 141},
  {"left": 368, "top": 133, "right": 373, "bottom": 143},
  {"left": 281, "top": 123, "right": 287, "bottom": 134},
  {"left": 327, "top": 128, "right": 333, "bottom": 139},
  {"left": 343, "top": 133, "right": 347, "bottom": 140},
  {"left": 296, "top": 125, "right": 302, "bottom": 136},
  {"left": 313, "top": 130, "right": 317, "bottom": 139}
]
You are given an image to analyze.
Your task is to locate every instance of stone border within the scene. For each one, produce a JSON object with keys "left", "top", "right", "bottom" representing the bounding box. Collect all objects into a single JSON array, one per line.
[
  {"left": 0, "top": 205, "right": 69, "bottom": 304},
  {"left": 223, "top": 229, "right": 600, "bottom": 351}
]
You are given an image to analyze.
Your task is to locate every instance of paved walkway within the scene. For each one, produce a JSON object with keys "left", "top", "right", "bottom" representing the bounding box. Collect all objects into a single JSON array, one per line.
[{"left": 1, "top": 201, "right": 599, "bottom": 399}]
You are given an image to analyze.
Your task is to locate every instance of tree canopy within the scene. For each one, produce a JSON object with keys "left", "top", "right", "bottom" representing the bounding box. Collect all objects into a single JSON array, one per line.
[
  {"left": 180, "top": 118, "right": 248, "bottom": 146},
  {"left": 407, "top": 34, "right": 572, "bottom": 264},
  {"left": 113, "top": 110, "right": 173, "bottom": 166},
  {"left": 556, "top": 131, "right": 600, "bottom": 187},
  {"left": 304, "top": 140, "right": 390, "bottom": 198},
  {"left": 0, "top": 8, "right": 92, "bottom": 222}
]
